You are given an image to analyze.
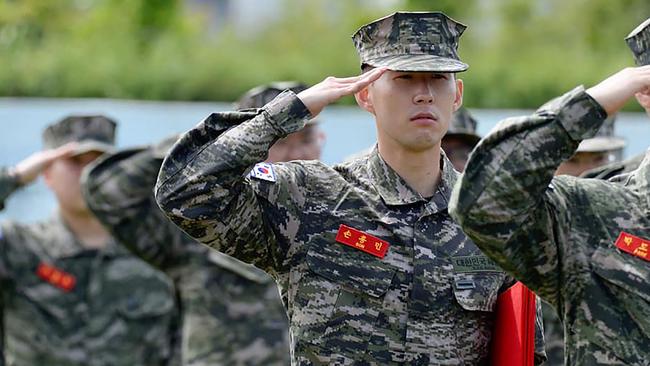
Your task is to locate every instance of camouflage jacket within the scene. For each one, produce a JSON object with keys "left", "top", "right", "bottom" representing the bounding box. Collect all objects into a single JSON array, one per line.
[
  {"left": 450, "top": 87, "right": 650, "bottom": 365},
  {"left": 81, "top": 143, "right": 291, "bottom": 366},
  {"left": 155, "top": 91, "right": 546, "bottom": 365},
  {"left": 0, "top": 168, "right": 177, "bottom": 366}
]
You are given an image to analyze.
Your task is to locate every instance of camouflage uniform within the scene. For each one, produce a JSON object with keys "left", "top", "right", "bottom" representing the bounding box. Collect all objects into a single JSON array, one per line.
[
  {"left": 82, "top": 137, "right": 291, "bottom": 366},
  {"left": 0, "top": 116, "right": 177, "bottom": 366},
  {"left": 155, "top": 12, "right": 546, "bottom": 365},
  {"left": 449, "top": 18, "right": 650, "bottom": 365}
]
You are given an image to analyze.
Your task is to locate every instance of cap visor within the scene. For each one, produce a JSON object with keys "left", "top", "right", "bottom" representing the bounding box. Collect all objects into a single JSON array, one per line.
[
  {"left": 71, "top": 141, "right": 115, "bottom": 156},
  {"left": 576, "top": 137, "right": 626, "bottom": 152},
  {"left": 366, "top": 54, "right": 468, "bottom": 72}
]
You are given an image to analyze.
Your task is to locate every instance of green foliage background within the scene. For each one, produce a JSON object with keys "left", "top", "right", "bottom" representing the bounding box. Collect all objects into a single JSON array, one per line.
[{"left": 1, "top": 0, "right": 648, "bottom": 108}]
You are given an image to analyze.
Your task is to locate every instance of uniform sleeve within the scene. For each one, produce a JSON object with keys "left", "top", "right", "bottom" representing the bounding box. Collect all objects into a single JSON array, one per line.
[
  {"left": 533, "top": 297, "right": 547, "bottom": 365},
  {"left": 82, "top": 140, "right": 196, "bottom": 272},
  {"left": 449, "top": 86, "right": 607, "bottom": 306},
  {"left": 0, "top": 168, "right": 22, "bottom": 211},
  {"left": 155, "top": 91, "right": 312, "bottom": 275}
]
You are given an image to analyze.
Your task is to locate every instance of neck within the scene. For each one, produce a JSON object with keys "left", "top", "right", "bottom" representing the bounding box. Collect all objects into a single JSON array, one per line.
[
  {"left": 377, "top": 139, "right": 442, "bottom": 198},
  {"left": 59, "top": 207, "right": 110, "bottom": 250}
]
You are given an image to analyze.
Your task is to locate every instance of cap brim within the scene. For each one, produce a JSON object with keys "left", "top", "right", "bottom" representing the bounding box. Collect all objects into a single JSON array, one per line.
[
  {"left": 576, "top": 137, "right": 626, "bottom": 153},
  {"left": 71, "top": 141, "right": 115, "bottom": 156},
  {"left": 365, "top": 54, "right": 468, "bottom": 72},
  {"left": 443, "top": 132, "right": 481, "bottom": 146}
]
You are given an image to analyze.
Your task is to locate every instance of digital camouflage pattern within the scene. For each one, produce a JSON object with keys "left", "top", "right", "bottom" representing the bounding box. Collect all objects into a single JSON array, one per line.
[
  {"left": 81, "top": 140, "right": 291, "bottom": 366},
  {"left": 352, "top": 12, "right": 469, "bottom": 72},
  {"left": 155, "top": 90, "right": 547, "bottom": 365},
  {"left": 626, "top": 17, "right": 650, "bottom": 66},
  {"left": 42, "top": 115, "right": 117, "bottom": 155},
  {"left": 0, "top": 169, "right": 177, "bottom": 366},
  {"left": 450, "top": 86, "right": 650, "bottom": 365}
]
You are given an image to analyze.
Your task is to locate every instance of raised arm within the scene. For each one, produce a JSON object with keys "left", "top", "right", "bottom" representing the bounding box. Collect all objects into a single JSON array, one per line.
[
  {"left": 82, "top": 136, "right": 205, "bottom": 271},
  {"left": 450, "top": 66, "right": 650, "bottom": 305},
  {"left": 155, "top": 69, "right": 386, "bottom": 274}
]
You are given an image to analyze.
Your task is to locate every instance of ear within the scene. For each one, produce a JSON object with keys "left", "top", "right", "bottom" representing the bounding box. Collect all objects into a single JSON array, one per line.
[
  {"left": 354, "top": 86, "right": 375, "bottom": 115},
  {"left": 42, "top": 165, "right": 54, "bottom": 189},
  {"left": 453, "top": 78, "right": 464, "bottom": 112}
]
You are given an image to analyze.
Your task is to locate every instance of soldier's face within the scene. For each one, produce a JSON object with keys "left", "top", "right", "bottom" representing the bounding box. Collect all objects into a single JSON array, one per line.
[
  {"left": 267, "top": 124, "right": 325, "bottom": 163},
  {"left": 358, "top": 70, "right": 463, "bottom": 152},
  {"left": 555, "top": 151, "right": 614, "bottom": 177},
  {"left": 44, "top": 151, "right": 103, "bottom": 215}
]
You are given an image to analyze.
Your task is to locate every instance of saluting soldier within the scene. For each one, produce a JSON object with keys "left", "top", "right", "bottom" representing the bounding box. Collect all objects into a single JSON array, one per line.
[
  {"left": 155, "top": 12, "right": 545, "bottom": 365},
  {"left": 450, "top": 17, "right": 650, "bottom": 366},
  {"left": 0, "top": 116, "right": 176, "bottom": 365}
]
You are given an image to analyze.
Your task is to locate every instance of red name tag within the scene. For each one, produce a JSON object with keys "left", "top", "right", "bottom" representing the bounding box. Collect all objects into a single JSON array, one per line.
[
  {"left": 335, "top": 224, "right": 389, "bottom": 259},
  {"left": 615, "top": 231, "right": 650, "bottom": 262},
  {"left": 36, "top": 262, "right": 77, "bottom": 292}
]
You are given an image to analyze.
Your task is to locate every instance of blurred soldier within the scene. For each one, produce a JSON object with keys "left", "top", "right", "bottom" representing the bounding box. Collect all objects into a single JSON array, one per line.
[
  {"left": 155, "top": 12, "right": 545, "bottom": 365},
  {"left": 555, "top": 115, "right": 625, "bottom": 176},
  {"left": 450, "top": 18, "right": 650, "bottom": 366},
  {"left": 0, "top": 116, "right": 176, "bottom": 365},
  {"left": 236, "top": 82, "right": 325, "bottom": 163},
  {"left": 441, "top": 107, "right": 481, "bottom": 171},
  {"left": 82, "top": 82, "right": 319, "bottom": 366}
]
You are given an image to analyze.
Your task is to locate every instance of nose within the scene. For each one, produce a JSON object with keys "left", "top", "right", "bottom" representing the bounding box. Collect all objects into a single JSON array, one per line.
[{"left": 413, "top": 81, "right": 434, "bottom": 104}]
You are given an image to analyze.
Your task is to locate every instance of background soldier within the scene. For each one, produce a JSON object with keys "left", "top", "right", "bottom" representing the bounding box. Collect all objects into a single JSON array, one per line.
[
  {"left": 82, "top": 82, "right": 320, "bottom": 366},
  {"left": 155, "top": 12, "right": 545, "bottom": 365},
  {"left": 441, "top": 107, "right": 482, "bottom": 171},
  {"left": 0, "top": 116, "right": 176, "bottom": 365},
  {"left": 450, "top": 18, "right": 650, "bottom": 366}
]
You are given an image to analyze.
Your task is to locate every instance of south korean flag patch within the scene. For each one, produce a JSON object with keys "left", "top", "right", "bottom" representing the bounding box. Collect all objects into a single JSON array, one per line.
[{"left": 249, "top": 162, "right": 276, "bottom": 182}]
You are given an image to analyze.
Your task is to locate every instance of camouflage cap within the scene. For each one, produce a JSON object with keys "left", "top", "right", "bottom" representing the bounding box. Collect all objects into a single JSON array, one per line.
[
  {"left": 445, "top": 107, "right": 481, "bottom": 146},
  {"left": 352, "top": 12, "right": 468, "bottom": 73},
  {"left": 42, "top": 115, "right": 116, "bottom": 155},
  {"left": 626, "top": 17, "right": 650, "bottom": 66},
  {"left": 576, "top": 114, "right": 626, "bottom": 153}
]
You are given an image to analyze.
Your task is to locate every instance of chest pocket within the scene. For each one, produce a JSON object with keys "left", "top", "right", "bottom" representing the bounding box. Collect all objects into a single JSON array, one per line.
[
  {"left": 590, "top": 246, "right": 650, "bottom": 340},
  {"left": 305, "top": 231, "right": 396, "bottom": 298},
  {"left": 450, "top": 256, "right": 506, "bottom": 312}
]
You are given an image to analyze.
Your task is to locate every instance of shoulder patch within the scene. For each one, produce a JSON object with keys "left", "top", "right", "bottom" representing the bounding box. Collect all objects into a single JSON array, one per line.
[{"left": 249, "top": 162, "right": 276, "bottom": 182}]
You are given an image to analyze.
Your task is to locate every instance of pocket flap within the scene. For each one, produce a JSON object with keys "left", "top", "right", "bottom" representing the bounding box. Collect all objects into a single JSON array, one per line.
[
  {"left": 305, "top": 233, "right": 395, "bottom": 298},
  {"left": 591, "top": 246, "right": 650, "bottom": 303}
]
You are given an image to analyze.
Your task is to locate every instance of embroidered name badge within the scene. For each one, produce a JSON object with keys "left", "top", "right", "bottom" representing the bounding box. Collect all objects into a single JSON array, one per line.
[
  {"left": 249, "top": 162, "right": 276, "bottom": 182},
  {"left": 451, "top": 255, "right": 501, "bottom": 273},
  {"left": 36, "top": 262, "right": 77, "bottom": 292},
  {"left": 335, "top": 224, "right": 389, "bottom": 259},
  {"left": 615, "top": 231, "right": 650, "bottom": 262}
]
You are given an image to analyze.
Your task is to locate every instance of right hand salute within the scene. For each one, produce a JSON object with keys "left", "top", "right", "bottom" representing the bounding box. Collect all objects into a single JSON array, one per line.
[
  {"left": 297, "top": 67, "right": 387, "bottom": 117},
  {"left": 586, "top": 65, "right": 650, "bottom": 116},
  {"left": 11, "top": 142, "right": 78, "bottom": 185}
]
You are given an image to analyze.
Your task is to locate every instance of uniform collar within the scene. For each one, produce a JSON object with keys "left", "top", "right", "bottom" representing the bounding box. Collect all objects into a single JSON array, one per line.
[
  {"left": 43, "top": 213, "right": 122, "bottom": 259},
  {"left": 366, "top": 146, "right": 459, "bottom": 211}
]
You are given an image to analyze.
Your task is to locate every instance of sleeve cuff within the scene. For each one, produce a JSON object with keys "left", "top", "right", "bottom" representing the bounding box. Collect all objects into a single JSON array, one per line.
[
  {"left": 263, "top": 90, "right": 313, "bottom": 136},
  {"left": 544, "top": 86, "right": 608, "bottom": 142}
]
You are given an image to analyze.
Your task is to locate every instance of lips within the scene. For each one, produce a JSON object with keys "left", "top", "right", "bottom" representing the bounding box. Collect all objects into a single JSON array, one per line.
[{"left": 409, "top": 112, "right": 437, "bottom": 124}]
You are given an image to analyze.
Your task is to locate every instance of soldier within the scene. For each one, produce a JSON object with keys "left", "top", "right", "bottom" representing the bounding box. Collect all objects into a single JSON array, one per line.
[
  {"left": 81, "top": 82, "right": 319, "bottom": 366},
  {"left": 441, "top": 107, "right": 482, "bottom": 171},
  {"left": 155, "top": 12, "right": 545, "bottom": 365},
  {"left": 0, "top": 116, "right": 177, "bottom": 365},
  {"left": 450, "top": 18, "right": 650, "bottom": 366},
  {"left": 555, "top": 115, "right": 626, "bottom": 176}
]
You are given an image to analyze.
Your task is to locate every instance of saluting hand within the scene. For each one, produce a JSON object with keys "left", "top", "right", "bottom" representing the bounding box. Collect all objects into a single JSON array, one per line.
[
  {"left": 586, "top": 65, "right": 650, "bottom": 116},
  {"left": 297, "top": 67, "right": 387, "bottom": 118},
  {"left": 12, "top": 142, "right": 79, "bottom": 185},
  {"left": 635, "top": 86, "right": 650, "bottom": 118}
]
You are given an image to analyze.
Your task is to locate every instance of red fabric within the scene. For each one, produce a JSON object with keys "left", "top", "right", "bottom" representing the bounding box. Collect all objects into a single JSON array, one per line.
[{"left": 490, "top": 282, "right": 536, "bottom": 366}]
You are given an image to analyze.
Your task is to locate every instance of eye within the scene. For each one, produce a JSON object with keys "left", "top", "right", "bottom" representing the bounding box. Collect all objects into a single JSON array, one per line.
[
  {"left": 432, "top": 74, "right": 448, "bottom": 80},
  {"left": 395, "top": 74, "right": 413, "bottom": 80}
]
